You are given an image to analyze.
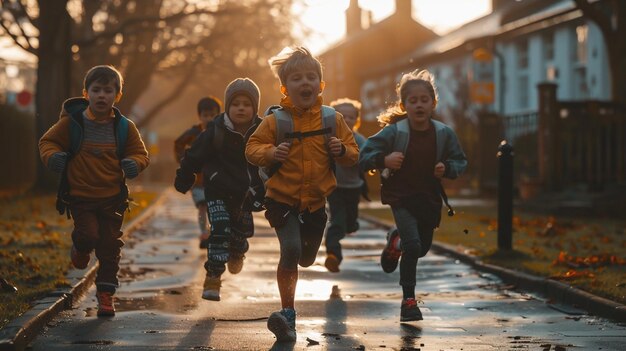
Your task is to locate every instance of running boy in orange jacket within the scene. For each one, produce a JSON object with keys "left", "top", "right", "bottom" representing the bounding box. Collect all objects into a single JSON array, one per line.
[
  {"left": 246, "top": 46, "right": 359, "bottom": 342},
  {"left": 39, "top": 65, "right": 149, "bottom": 317}
]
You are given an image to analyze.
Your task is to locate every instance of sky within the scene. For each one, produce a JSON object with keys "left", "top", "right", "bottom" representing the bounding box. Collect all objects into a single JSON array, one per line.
[
  {"left": 295, "top": 0, "right": 492, "bottom": 54},
  {"left": 0, "top": 0, "right": 492, "bottom": 62}
]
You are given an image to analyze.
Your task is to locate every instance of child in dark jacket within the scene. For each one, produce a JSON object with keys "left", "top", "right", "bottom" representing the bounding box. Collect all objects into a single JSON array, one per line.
[
  {"left": 174, "top": 78, "right": 264, "bottom": 301},
  {"left": 39, "top": 65, "right": 150, "bottom": 317},
  {"left": 174, "top": 96, "right": 222, "bottom": 248},
  {"left": 359, "top": 69, "right": 467, "bottom": 322}
]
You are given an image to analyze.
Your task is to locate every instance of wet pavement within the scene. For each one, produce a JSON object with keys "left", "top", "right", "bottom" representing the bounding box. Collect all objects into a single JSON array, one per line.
[{"left": 29, "top": 188, "right": 626, "bottom": 350}]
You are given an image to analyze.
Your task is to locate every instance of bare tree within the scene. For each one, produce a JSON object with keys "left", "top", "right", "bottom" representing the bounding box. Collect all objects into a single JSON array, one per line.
[
  {"left": 573, "top": 0, "right": 626, "bottom": 104},
  {"left": 0, "top": 0, "right": 297, "bottom": 188}
]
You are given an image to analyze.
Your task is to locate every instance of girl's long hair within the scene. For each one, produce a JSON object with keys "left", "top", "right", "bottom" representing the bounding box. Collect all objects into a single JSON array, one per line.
[{"left": 377, "top": 69, "right": 438, "bottom": 126}]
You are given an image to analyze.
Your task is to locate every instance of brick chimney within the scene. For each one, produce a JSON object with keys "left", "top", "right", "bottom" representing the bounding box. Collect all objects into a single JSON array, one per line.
[
  {"left": 346, "top": 0, "right": 362, "bottom": 36},
  {"left": 492, "top": 0, "right": 505, "bottom": 10},
  {"left": 395, "top": 0, "right": 412, "bottom": 19}
]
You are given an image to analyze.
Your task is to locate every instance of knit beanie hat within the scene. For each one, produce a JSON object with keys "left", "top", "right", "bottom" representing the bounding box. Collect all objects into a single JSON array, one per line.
[{"left": 224, "top": 78, "right": 261, "bottom": 117}]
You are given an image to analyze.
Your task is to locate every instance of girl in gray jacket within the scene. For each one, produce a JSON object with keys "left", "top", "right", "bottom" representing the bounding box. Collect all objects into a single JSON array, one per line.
[{"left": 359, "top": 69, "right": 467, "bottom": 322}]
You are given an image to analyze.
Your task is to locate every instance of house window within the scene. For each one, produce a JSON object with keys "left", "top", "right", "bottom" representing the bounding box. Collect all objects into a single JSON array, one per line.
[
  {"left": 573, "top": 66, "right": 589, "bottom": 99},
  {"left": 575, "top": 24, "right": 588, "bottom": 64},
  {"left": 543, "top": 31, "right": 554, "bottom": 61},
  {"left": 517, "top": 39, "right": 528, "bottom": 69},
  {"left": 518, "top": 75, "right": 529, "bottom": 109}
]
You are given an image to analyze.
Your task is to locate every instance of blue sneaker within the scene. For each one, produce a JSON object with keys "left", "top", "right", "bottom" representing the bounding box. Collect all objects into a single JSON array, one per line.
[{"left": 267, "top": 308, "right": 296, "bottom": 342}]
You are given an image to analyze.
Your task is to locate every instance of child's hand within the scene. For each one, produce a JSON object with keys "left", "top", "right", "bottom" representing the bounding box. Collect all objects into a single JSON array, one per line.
[
  {"left": 48, "top": 152, "right": 68, "bottom": 173},
  {"left": 328, "top": 137, "right": 343, "bottom": 156},
  {"left": 273, "top": 142, "right": 291, "bottom": 162},
  {"left": 384, "top": 152, "right": 404, "bottom": 170},
  {"left": 434, "top": 162, "right": 446, "bottom": 179}
]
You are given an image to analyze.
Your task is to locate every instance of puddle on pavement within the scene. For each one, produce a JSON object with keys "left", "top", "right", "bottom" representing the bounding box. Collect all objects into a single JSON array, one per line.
[
  {"left": 84, "top": 285, "right": 200, "bottom": 316},
  {"left": 71, "top": 340, "right": 115, "bottom": 345}
]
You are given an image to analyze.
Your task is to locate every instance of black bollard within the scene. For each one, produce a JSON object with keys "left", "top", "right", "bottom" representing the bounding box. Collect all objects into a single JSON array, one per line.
[{"left": 497, "top": 140, "right": 513, "bottom": 250}]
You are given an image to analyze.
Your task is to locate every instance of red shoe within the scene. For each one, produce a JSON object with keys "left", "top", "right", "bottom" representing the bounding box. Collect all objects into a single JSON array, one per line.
[
  {"left": 70, "top": 246, "right": 90, "bottom": 269},
  {"left": 401, "top": 297, "right": 423, "bottom": 321},
  {"left": 380, "top": 228, "right": 401, "bottom": 273},
  {"left": 96, "top": 291, "right": 115, "bottom": 317}
]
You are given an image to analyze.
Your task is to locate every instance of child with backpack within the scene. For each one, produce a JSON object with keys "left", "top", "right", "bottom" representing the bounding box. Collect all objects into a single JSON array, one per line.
[
  {"left": 39, "top": 65, "right": 150, "bottom": 317},
  {"left": 174, "top": 96, "right": 222, "bottom": 249},
  {"left": 359, "top": 69, "right": 467, "bottom": 322},
  {"left": 174, "top": 78, "right": 264, "bottom": 302},
  {"left": 246, "top": 46, "right": 359, "bottom": 342},
  {"left": 323, "top": 98, "right": 368, "bottom": 273}
]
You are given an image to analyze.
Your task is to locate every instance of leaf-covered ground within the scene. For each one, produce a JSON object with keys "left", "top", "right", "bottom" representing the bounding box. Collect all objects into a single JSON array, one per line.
[
  {"left": 361, "top": 204, "right": 626, "bottom": 305},
  {"left": 0, "top": 190, "right": 157, "bottom": 329}
]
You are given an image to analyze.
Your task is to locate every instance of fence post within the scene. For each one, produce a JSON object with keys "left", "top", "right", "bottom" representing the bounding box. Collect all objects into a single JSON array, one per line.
[
  {"left": 537, "top": 82, "right": 559, "bottom": 191},
  {"left": 497, "top": 140, "right": 514, "bottom": 251}
]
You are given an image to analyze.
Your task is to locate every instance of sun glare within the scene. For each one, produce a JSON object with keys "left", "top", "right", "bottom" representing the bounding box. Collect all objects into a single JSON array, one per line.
[
  {"left": 296, "top": 279, "right": 336, "bottom": 300},
  {"left": 298, "top": 0, "right": 491, "bottom": 54}
]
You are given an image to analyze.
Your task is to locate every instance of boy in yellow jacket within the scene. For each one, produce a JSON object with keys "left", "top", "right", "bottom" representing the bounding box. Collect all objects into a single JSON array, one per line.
[
  {"left": 246, "top": 46, "right": 358, "bottom": 342},
  {"left": 39, "top": 65, "right": 149, "bottom": 317}
]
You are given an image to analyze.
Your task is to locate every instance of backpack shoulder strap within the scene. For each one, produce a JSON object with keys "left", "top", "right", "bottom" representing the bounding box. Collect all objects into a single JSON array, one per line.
[
  {"left": 115, "top": 116, "right": 129, "bottom": 159},
  {"left": 272, "top": 108, "right": 293, "bottom": 146},
  {"left": 321, "top": 105, "right": 337, "bottom": 171},
  {"left": 393, "top": 118, "right": 410, "bottom": 154},
  {"left": 321, "top": 105, "right": 336, "bottom": 140},
  {"left": 68, "top": 110, "right": 85, "bottom": 157}
]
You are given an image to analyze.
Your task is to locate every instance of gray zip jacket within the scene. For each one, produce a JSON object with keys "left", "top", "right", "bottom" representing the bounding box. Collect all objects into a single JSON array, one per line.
[{"left": 359, "top": 118, "right": 467, "bottom": 179}]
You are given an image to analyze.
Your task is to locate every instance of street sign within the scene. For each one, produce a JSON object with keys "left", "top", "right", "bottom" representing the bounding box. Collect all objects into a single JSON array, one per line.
[
  {"left": 470, "top": 48, "right": 495, "bottom": 104},
  {"left": 16, "top": 90, "right": 33, "bottom": 106}
]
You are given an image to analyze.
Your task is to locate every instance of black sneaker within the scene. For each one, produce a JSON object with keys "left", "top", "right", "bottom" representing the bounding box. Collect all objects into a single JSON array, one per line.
[
  {"left": 267, "top": 308, "right": 296, "bottom": 342},
  {"left": 380, "top": 228, "right": 401, "bottom": 273},
  {"left": 400, "top": 298, "right": 423, "bottom": 321}
]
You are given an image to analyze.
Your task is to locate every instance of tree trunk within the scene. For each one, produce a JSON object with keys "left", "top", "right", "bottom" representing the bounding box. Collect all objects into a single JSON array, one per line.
[{"left": 34, "top": 0, "right": 72, "bottom": 190}]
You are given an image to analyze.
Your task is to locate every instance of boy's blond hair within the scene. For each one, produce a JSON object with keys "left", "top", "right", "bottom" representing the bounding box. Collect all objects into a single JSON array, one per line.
[
  {"left": 330, "top": 98, "right": 362, "bottom": 131},
  {"left": 268, "top": 46, "right": 323, "bottom": 85}
]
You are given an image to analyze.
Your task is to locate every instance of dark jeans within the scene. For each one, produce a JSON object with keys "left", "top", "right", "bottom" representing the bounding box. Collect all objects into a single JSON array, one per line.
[
  {"left": 70, "top": 195, "right": 125, "bottom": 293},
  {"left": 391, "top": 206, "right": 435, "bottom": 288},
  {"left": 324, "top": 187, "right": 361, "bottom": 262}
]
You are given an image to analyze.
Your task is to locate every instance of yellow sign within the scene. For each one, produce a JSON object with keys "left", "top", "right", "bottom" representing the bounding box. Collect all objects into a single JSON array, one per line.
[
  {"left": 470, "top": 82, "right": 495, "bottom": 104},
  {"left": 473, "top": 48, "right": 493, "bottom": 62}
]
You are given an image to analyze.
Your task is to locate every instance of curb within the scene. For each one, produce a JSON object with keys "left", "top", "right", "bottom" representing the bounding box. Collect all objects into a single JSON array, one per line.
[
  {"left": 0, "top": 189, "right": 170, "bottom": 351},
  {"left": 359, "top": 212, "right": 626, "bottom": 323}
]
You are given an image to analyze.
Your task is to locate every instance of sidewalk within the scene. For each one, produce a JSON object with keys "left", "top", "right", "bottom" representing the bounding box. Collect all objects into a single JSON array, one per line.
[
  {"left": 1, "top": 189, "right": 625, "bottom": 350},
  {"left": 0, "top": 189, "right": 168, "bottom": 351},
  {"left": 360, "top": 212, "right": 626, "bottom": 323}
]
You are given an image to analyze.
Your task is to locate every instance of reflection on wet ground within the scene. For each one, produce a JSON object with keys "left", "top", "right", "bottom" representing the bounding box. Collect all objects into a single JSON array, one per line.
[{"left": 29, "top": 189, "right": 626, "bottom": 350}]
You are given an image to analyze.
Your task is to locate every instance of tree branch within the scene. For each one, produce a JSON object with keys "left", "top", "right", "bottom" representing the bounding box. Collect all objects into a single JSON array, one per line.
[
  {"left": 74, "top": 7, "right": 230, "bottom": 47},
  {"left": 0, "top": 0, "right": 37, "bottom": 54},
  {"left": 136, "top": 58, "right": 200, "bottom": 129}
]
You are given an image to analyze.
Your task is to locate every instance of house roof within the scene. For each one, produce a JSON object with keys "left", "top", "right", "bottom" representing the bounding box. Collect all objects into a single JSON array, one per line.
[
  {"left": 361, "top": 0, "right": 583, "bottom": 77},
  {"left": 320, "top": 11, "right": 438, "bottom": 56}
]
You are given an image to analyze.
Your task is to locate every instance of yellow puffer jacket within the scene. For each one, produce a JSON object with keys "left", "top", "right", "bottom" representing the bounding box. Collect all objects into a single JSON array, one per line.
[{"left": 246, "top": 96, "right": 359, "bottom": 212}]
